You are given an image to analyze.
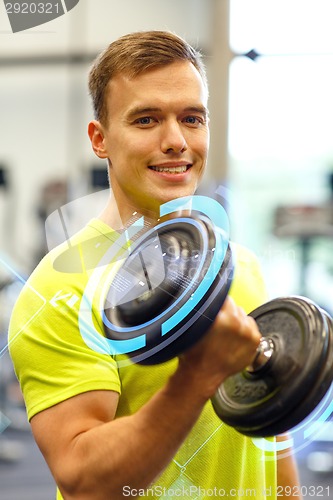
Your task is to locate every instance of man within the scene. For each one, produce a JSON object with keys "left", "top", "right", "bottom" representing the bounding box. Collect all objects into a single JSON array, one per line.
[{"left": 9, "top": 31, "right": 301, "bottom": 499}]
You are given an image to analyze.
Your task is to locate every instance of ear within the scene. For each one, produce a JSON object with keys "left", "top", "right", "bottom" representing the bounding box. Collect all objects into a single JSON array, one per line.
[{"left": 88, "top": 120, "right": 109, "bottom": 159}]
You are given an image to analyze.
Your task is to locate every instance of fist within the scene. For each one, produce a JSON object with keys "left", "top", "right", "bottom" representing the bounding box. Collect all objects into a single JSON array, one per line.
[{"left": 178, "top": 296, "right": 262, "bottom": 397}]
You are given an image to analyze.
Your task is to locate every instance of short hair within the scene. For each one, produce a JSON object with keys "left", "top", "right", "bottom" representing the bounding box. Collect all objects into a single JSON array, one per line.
[{"left": 88, "top": 30, "right": 207, "bottom": 124}]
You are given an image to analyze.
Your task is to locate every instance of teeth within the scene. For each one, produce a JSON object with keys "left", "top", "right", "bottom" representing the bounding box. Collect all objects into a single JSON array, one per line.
[{"left": 151, "top": 165, "right": 188, "bottom": 173}]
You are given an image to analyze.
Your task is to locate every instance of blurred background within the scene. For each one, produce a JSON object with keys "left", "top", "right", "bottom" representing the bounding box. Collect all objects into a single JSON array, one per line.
[{"left": 1, "top": 0, "right": 333, "bottom": 498}]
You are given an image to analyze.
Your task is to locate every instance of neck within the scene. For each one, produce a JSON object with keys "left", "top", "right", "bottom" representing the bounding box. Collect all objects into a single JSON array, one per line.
[{"left": 98, "top": 193, "right": 160, "bottom": 230}]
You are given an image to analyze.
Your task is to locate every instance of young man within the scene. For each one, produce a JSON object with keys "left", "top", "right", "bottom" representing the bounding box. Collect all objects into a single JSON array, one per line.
[{"left": 9, "top": 31, "right": 301, "bottom": 499}]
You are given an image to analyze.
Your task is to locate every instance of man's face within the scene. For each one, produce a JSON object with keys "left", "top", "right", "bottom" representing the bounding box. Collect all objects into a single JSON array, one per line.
[{"left": 90, "top": 61, "right": 210, "bottom": 221}]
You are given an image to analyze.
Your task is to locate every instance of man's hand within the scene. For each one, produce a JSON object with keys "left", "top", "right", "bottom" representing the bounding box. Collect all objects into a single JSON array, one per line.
[{"left": 177, "top": 296, "right": 262, "bottom": 398}]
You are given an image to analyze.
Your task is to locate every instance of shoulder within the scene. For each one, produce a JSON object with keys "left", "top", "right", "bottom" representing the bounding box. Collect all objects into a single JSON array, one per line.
[
  {"left": 8, "top": 219, "right": 121, "bottom": 342},
  {"left": 18, "top": 218, "right": 120, "bottom": 293}
]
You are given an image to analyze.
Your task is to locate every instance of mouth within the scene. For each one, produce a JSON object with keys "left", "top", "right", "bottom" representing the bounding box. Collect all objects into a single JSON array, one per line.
[{"left": 148, "top": 164, "right": 191, "bottom": 174}]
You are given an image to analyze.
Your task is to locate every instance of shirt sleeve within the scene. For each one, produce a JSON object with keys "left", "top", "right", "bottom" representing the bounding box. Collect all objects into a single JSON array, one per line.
[{"left": 9, "top": 251, "right": 121, "bottom": 422}]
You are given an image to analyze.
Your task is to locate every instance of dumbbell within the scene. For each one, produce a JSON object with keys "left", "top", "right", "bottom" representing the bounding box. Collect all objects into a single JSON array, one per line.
[
  {"left": 212, "top": 296, "right": 333, "bottom": 437},
  {"left": 103, "top": 210, "right": 333, "bottom": 437}
]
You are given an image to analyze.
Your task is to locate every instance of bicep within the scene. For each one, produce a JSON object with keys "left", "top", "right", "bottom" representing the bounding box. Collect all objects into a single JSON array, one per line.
[{"left": 31, "top": 390, "right": 119, "bottom": 474}]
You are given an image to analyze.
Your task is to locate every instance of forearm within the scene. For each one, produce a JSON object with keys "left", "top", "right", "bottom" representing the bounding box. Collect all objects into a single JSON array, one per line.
[
  {"left": 59, "top": 366, "right": 209, "bottom": 499},
  {"left": 276, "top": 434, "right": 302, "bottom": 500}
]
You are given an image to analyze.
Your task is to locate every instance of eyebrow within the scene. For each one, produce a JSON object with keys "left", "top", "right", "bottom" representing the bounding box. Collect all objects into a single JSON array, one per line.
[
  {"left": 184, "top": 106, "right": 209, "bottom": 117},
  {"left": 126, "top": 107, "right": 161, "bottom": 120},
  {"left": 126, "top": 105, "right": 209, "bottom": 120}
]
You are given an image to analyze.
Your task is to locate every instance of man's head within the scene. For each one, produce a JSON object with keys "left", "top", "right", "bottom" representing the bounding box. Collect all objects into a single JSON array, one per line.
[
  {"left": 88, "top": 30, "right": 207, "bottom": 126},
  {"left": 88, "top": 31, "right": 210, "bottom": 224}
]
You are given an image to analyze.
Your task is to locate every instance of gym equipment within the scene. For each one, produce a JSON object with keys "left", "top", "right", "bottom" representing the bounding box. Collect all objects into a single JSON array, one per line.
[
  {"left": 104, "top": 210, "right": 233, "bottom": 364},
  {"left": 103, "top": 209, "right": 333, "bottom": 436},
  {"left": 212, "top": 296, "right": 333, "bottom": 436}
]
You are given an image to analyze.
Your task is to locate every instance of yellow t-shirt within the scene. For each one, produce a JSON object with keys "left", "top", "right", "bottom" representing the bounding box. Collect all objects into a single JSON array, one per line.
[{"left": 9, "top": 218, "right": 277, "bottom": 499}]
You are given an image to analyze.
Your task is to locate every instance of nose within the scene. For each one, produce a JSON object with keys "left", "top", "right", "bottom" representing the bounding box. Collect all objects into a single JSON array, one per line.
[{"left": 161, "top": 120, "right": 187, "bottom": 154}]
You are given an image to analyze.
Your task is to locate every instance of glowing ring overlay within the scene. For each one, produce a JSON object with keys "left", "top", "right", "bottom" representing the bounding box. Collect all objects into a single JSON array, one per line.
[
  {"left": 102, "top": 217, "right": 209, "bottom": 334},
  {"left": 78, "top": 195, "right": 230, "bottom": 358}
]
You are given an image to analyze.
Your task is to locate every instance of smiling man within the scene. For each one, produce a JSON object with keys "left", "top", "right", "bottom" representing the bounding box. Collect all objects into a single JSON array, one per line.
[
  {"left": 9, "top": 31, "right": 301, "bottom": 499},
  {"left": 88, "top": 39, "right": 210, "bottom": 224}
]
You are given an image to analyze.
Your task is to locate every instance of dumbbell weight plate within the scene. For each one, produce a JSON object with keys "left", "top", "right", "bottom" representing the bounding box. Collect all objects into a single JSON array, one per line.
[
  {"left": 211, "top": 296, "right": 333, "bottom": 437},
  {"left": 104, "top": 211, "right": 233, "bottom": 365}
]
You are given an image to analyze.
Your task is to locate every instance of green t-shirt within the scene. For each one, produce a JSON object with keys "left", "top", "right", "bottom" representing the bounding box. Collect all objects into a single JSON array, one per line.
[{"left": 9, "top": 219, "right": 277, "bottom": 499}]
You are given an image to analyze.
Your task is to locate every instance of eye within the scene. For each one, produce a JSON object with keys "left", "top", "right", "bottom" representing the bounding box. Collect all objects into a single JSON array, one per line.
[
  {"left": 135, "top": 117, "right": 155, "bottom": 126},
  {"left": 183, "top": 116, "right": 204, "bottom": 126}
]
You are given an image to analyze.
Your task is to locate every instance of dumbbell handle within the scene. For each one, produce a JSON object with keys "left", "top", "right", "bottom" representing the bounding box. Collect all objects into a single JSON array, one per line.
[{"left": 246, "top": 337, "right": 275, "bottom": 374}]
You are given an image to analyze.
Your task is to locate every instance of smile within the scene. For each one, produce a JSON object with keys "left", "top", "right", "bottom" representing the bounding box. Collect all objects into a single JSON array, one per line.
[{"left": 149, "top": 165, "right": 190, "bottom": 173}]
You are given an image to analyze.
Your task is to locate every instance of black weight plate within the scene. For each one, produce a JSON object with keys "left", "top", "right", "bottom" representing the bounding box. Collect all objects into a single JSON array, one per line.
[
  {"left": 104, "top": 211, "right": 233, "bottom": 365},
  {"left": 273, "top": 308, "right": 333, "bottom": 436},
  {"left": 212, "top": 296, "right": 333, "bottom": 437},
  {"left": 112, "top": 230, "right": 196, "bottom": 326}
]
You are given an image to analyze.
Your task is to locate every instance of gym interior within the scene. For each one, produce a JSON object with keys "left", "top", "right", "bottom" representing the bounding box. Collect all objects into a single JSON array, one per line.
[{"left": 1, "top": 1, "right": 333, "bottom": 498}]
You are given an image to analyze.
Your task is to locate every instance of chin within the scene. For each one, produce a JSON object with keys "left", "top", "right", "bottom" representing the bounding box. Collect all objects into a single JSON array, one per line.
[
  {"left": 138, "top": 188, "right": 196, "bottom": 218},
  {"left": 164, "top": 185, "right": 196, "bottom": 201}
]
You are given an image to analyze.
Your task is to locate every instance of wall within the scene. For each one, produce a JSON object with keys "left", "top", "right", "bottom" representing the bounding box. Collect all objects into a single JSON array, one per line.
[{"left": 0, "top": 0, "right": 217, "bottom": 274}]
